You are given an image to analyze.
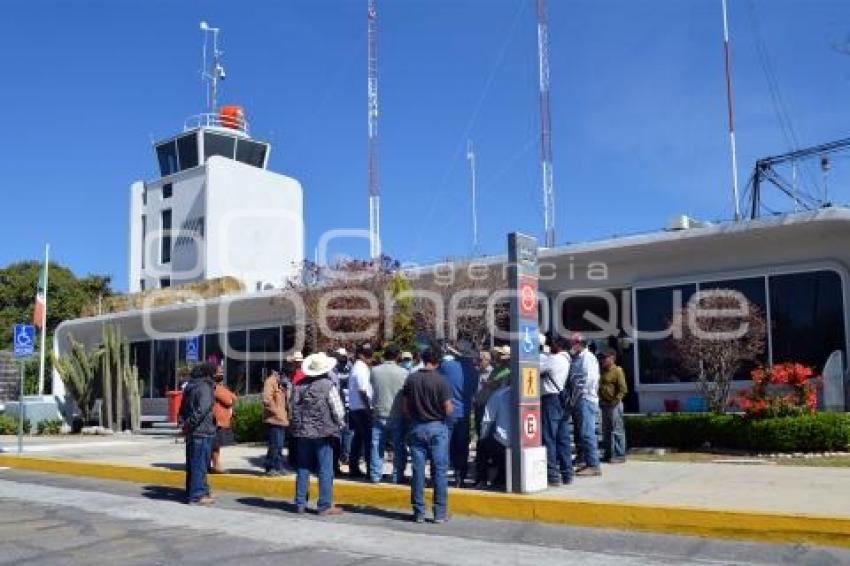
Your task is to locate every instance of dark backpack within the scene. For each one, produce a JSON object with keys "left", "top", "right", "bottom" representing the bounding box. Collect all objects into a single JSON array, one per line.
[{"left": 544, "top": 353, "right": 580, "bottom": 411}]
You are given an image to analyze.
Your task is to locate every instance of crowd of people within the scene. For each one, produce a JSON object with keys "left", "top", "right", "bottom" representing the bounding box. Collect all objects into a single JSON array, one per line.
[{"left": 178, "top": 332, "right": 629, "bottom": 523}]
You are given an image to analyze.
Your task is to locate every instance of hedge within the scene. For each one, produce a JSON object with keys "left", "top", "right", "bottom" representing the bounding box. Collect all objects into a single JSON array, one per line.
[
  {"left": 0, "top": 414, "right": 32, "bottom": 435},
  {"left": 231, "top": 398, "right": 265, "bottom": 443},
  {"left": 625, "top": 412, "right": 850, "bottom": 453}
]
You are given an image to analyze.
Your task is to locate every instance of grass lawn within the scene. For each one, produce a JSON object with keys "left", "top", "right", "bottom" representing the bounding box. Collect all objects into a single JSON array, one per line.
[{"left": 629, "top": 452, "right": 850, "bottom": 467}]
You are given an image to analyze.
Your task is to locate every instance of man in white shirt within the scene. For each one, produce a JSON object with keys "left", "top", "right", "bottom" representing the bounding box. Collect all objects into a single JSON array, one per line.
[
  {"left": 569, "top": 333, "right": 602, "bottom": 477},
  {"left": 347, "top": 344, "right": 374, "bottom": 478},
  {"left": 540, "top": 335, "right": 573, "bottom": 485}
]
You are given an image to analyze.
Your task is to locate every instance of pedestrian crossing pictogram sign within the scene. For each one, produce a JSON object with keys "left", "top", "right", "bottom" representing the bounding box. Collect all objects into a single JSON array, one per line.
[{"left": 522, "top": 366, "right": 538, "bottom": 398}]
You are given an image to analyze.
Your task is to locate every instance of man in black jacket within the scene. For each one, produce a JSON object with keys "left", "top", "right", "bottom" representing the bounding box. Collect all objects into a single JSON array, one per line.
[{"left": 180, "top": 362, "right": 217, "bottom": 505}]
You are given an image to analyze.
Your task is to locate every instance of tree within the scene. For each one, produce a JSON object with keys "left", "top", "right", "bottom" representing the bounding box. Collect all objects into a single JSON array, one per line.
[
  {"left": 669, "top": 290, "right": 767, "bottom": 413},
  {"left": 0, "top": 261, "right": 112, "bottom": 392},
  {"left": 387, "top": 273, "right": 416, "bottom": 352}
]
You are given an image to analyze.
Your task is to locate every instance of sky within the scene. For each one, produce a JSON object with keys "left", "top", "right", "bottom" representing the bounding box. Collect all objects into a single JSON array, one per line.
[{"left": 2, "top": 0, "right": 850, "bottom": 292}]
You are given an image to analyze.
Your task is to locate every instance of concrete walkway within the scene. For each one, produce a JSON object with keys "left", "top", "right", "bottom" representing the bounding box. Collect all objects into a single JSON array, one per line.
[{"left": 3, "top": 434, "right": 849, "bottom": 519}]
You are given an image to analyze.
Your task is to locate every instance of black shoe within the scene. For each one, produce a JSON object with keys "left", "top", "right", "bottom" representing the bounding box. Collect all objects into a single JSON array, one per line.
[{"left": 547, "top": 478, "right": 563, "bottom": 487}]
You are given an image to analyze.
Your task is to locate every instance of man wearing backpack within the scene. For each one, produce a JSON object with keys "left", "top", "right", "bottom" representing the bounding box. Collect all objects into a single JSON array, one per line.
[
  {"left": 179, "top": 362, "right": 217, "bottom": 505},
  {"left": 540, "top": 336, "right": 573, "bottom": 486}
]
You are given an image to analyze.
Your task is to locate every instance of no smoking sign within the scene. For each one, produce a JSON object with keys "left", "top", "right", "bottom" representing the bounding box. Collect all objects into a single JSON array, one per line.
[{"left": 518, "top": 275, "right": 537, "bottom": 317}]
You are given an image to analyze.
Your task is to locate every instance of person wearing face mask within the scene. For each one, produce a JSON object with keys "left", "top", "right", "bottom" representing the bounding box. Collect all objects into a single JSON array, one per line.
[
  {"left": 568, "top": 333, "right": 602, "bottom": 477},
  {"left": 400, "top": 351, "right": 414, "bottom": 372}
]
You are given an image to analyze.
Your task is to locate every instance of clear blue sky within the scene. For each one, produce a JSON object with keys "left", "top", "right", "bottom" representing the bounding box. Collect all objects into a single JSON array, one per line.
[{"left": 2, "top": 0, "right": 850, "bottom": 291}]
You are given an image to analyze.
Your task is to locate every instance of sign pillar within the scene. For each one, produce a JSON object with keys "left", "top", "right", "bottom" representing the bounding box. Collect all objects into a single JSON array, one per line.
[
  {"left": 13, "top": 324, "right": 36, "bottom": 455},
  {"left": 507, "top": 233, "right": 547, "bottom": 493}
]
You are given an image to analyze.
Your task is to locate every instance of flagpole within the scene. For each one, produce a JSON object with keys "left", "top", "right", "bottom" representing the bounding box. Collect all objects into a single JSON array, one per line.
[{"left": 37, "top": 244, "right": 49, "bottom": 396}]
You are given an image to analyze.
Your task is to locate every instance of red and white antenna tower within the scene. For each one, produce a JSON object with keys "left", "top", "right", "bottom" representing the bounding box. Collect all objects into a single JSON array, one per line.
[
  {"left": 537, "top": 0, "right": 556, "bottom": 247},
  {"left": 367, "top": 0, "right": 381, "bottom": 259}
]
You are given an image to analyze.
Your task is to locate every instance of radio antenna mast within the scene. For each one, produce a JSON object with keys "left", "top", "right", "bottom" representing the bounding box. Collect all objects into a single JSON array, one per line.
[
  {"left": 367, "top": 1, "right": 381, "bottom": 260},
  {"left": 537, "top": 0, "right": 556, "bottom": 247},
  {"left": 200, "top": 21, "right": 225, "bottom": 112},
  {"left": 467, "top": 139, "right": 479, "bottom": 254},
  {"left": 721, "top": 0, "right": 742, "bottom": 221}
]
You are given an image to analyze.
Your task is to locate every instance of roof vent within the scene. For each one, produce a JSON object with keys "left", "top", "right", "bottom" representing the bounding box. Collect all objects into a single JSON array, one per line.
[{"left": 667, "top": 215, "right": 711, "bottom": 231}]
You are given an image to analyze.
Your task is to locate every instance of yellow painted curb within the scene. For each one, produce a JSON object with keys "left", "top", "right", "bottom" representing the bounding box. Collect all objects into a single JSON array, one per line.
[{"left": 2, "top": 454, "right": 849, "bottom": 548}]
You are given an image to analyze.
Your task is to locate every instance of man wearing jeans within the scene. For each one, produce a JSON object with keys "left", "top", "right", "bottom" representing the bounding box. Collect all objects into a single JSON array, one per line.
[
  {"left": 369, "top": 344, "right": 409, "bottom": 483},
  {"left": 439, "top": 344, "right": 476, "bottom": 488},
  {"left": 569, "top": 333, "right": 602, "bottom": 477},
  {"left": 347, "top": 344, "right": 374, "bottom": 478},
  {"left": 179, "top": 363, "right": 217, "bottom": 505},
  {"left": 262, "top": 370, "right": 290, "bottom": 476},
  {"left": 599, "top": 348, "right": 628, "bottom": 463},
  {"left": 539, "top": 337, "right": 573, "bottom": 486},
  {"left": 403, "top": 346, "right": 453, "bottom": 523},
  {"left": 291, "top": 352, "right": 346, "bottom": 516}
]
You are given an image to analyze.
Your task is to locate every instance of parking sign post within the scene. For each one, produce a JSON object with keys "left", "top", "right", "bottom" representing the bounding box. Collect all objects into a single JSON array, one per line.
[{"left": 13, "top": 324, "right": 36, "bottom": 455}]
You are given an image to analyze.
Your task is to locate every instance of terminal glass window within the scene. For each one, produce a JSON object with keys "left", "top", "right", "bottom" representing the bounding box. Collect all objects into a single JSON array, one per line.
[
  {"left": 769, "top": 270, "right": 846, "bottom": 370},
  {"left": 156, "top": 141, "right": 179, "bottom": 176},
  {"left": 204, "top": 332, "right": 225, "bottom": 370},
  {"left": 236, "top": 139, "right": 267, "bottom": 168},
  {"left": 153, "top": 339, "right": 176, "bottom": 397},
  {"left": 204, "top": 132, "right": 236, "bottom": 161},
  {"left": 699, "top": 276, "right": 768, "bottom": 380},
  {"left": 226, "top": 330, "right": 249, "bottom": 395},
  {"left": 177, "top": 133, "right": 199, "bottom": 170},
  {"left": 635, "top": 284, "right": 697, "bottom": 384},
  {"left": 130, "top": 341, "right": 152, "bottom": 398},
  {"left": 249, "top": 327, "right": 281, "bottom": 388}
]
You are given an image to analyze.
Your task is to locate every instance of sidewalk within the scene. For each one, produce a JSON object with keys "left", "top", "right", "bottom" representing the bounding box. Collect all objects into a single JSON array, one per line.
[{"left": 1, "top": 435, "right": 849, "bottom": 547}]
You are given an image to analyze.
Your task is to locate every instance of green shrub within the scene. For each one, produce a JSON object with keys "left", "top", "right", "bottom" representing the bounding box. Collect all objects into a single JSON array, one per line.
[
  {"left": 231, "top": 398, "right": 265, "bottom": 443},
  {"left": 36, "top": 418, "right": 64, "bottom": 436},
  {"left": 625, "top": 412, "right": 850, "bottom": 453},
  {"left": 0, "top": 414, "right": 32, "bottom": 435}
]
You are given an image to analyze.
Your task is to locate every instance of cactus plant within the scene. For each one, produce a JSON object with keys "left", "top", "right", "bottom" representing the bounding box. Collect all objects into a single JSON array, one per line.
[{"left": 53, "top": 334, "right": 99, "bottom": 423}]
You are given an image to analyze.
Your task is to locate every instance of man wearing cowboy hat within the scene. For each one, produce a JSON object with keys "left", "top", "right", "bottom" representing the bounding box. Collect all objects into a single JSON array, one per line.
[{"left": 291, "top": 352, "right": 346, "bottom": 516}]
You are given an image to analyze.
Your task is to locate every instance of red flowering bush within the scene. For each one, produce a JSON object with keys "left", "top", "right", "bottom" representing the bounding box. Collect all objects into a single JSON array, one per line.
[{"left": 737, "top": 363, "right": 820, "bottom": 418}]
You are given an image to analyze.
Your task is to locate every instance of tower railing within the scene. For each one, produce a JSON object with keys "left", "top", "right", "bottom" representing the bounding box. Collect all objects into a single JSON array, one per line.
[{"left": 184, "top": 113, "right": 250, "bottom": 135}]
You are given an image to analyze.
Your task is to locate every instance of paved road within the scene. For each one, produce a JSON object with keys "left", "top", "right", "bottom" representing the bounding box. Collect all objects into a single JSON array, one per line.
[{"left": 0, "top": 469, "right": 846, "bottom": 566}]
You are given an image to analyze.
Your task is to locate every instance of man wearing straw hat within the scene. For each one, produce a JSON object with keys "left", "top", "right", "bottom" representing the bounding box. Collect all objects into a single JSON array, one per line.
[{"left": 291, "top": 352, "right": 346, "bottom": 516}]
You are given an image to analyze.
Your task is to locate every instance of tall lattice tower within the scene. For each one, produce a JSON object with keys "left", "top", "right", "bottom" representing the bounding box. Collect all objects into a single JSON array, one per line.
[
  {"left": 537, "top": 0, "right": 555, "bottom": 247},
  {"left": 367, "top": 0, "right": 381, "bottom": 259}
]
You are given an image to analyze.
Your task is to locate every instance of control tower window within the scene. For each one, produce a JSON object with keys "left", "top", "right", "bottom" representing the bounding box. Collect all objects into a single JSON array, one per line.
[
  {"left": 236, "top": 139, "right": 268, "bottom": 168},
  {"left": 156, "top": 141, "right": 179, "bottom": 176},
  {"left": 204, "top": 132, "right": 236, "bottom": 161},
  {"left": 177, "top": 134, "right": 199, "bottom": 170},
  {"left": 161, "top": 209, "right": 172, "bottom": 264}
]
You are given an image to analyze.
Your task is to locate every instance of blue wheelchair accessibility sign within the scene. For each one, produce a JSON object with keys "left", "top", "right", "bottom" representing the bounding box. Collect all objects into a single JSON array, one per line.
[
  {"left": 185, "top": 336, "right": 200, "bottom": 363},
  {"left": 13, "top": 324, "right": 35, "bottom": 359}
]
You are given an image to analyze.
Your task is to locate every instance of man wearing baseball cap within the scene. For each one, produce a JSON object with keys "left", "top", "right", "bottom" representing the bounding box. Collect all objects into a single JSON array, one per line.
[{"left": 569, "top": 333, "right": 602, "bottom": 476}]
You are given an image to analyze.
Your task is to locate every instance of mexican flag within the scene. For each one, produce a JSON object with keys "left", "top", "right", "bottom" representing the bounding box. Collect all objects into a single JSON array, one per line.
[{"left": 33, "top": 266, "right": 46, "bottom": 328}]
